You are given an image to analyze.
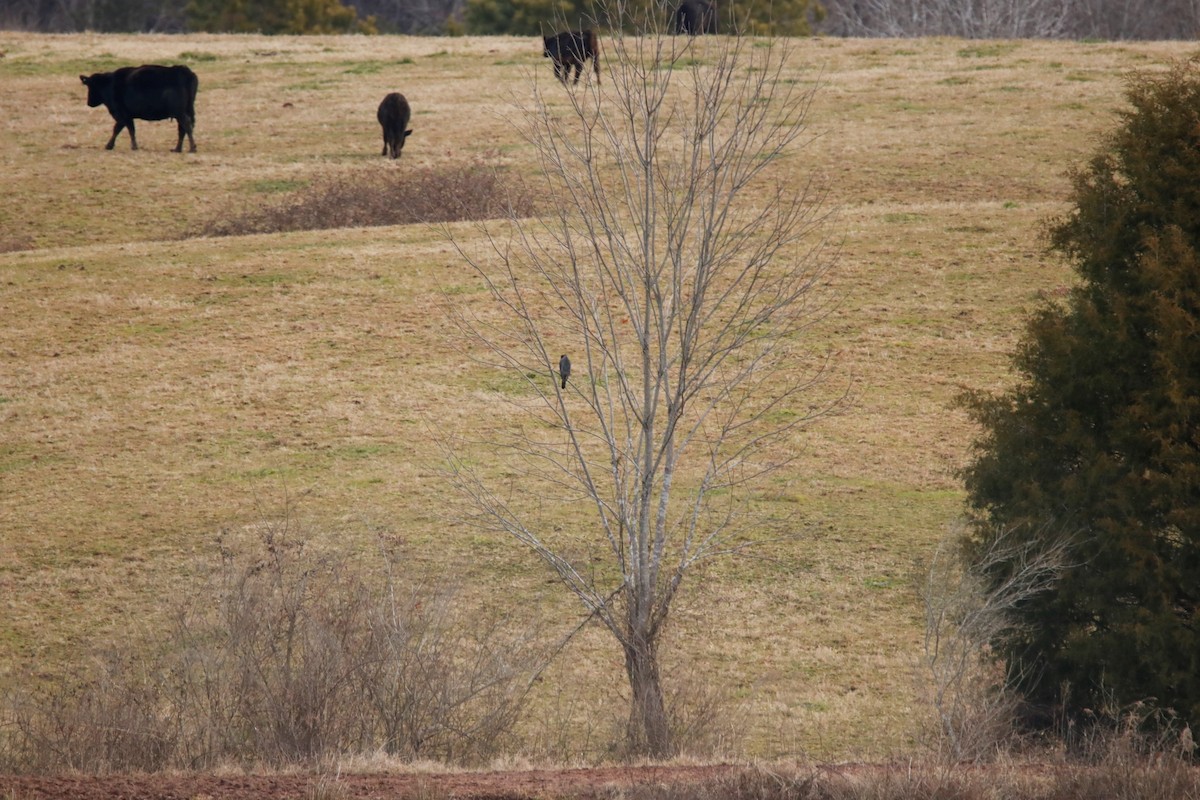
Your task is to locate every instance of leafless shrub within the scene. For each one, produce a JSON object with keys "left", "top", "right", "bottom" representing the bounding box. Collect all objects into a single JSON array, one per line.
[
  {"left": 662, "top": 663, "right": 749, "bottom": 760},
  {"left": 199, "top": 163, "right": 535, "bottom": 238},
  {"left": 2, "top": 649, "right": 181, "bottom": 773},
  {"left": 918, "top": 522, "right": 1072, "bottom": 762},
  {"left": 357, "top": 547, "right": 537, "bottom": 763},
  {"left": 0, "top": 515, "right": 546, "bottom": 772}
]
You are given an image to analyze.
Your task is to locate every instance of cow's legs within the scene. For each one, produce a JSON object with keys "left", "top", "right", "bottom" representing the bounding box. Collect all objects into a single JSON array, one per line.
[
  {"left": 126, "top": 119, "right": 138, "bottom": 150},
  {"left": 106, "top": 120, "right": 127, "bottom": 150},
  {"left": 175, "top": 115, "right": 196, "bottom": 153}
]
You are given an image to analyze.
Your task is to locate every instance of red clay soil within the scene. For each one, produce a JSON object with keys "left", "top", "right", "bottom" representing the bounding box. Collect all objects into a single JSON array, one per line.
[{"left": 0, "top": 764, "right": 744, "bottom": 800}]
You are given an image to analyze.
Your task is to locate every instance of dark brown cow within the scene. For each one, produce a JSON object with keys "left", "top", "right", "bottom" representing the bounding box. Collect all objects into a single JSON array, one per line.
[
  {"left": 543, "top": 30, "right": 600, "bottom": 86},
  {"left": 79, "top": 64, "right": 198, "bottom": 152},
  {"left": 673, "top": 0, "right": 717, "bottom": 35},
  {"left": 377, "top": 92, "right": 413, "bottom": 159}
]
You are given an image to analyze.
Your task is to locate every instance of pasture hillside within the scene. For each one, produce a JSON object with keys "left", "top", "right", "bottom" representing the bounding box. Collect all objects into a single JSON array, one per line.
[{"left": 1, "top": 32, "right": 1195, "bottom": 760}]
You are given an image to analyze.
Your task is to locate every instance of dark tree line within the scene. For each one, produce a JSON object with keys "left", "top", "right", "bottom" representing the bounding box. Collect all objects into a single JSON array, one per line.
[
  {"left": 0, "top": 0, "right": 186, "bottom": 32},
  {"left": 6, "top": 0, "right": 1200, "bottom": 36},
  {"left": 0, "top": 0, "right": 426, "bottom": 32}
]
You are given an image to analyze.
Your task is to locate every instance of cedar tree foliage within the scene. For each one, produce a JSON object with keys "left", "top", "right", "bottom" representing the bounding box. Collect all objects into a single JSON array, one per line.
[{"left": 961, "top": 60, "right": 1200, "bottom": 730}]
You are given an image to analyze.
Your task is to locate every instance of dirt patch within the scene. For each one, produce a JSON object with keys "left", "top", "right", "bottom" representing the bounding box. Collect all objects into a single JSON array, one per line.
[{"left": 1, "top": 764, "right": 743, "bottom": 800}]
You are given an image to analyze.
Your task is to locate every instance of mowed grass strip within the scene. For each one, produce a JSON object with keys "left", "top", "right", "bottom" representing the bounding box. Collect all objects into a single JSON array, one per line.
[{"left": 0, "top": 33, "right": 1188, "bottom": 759}]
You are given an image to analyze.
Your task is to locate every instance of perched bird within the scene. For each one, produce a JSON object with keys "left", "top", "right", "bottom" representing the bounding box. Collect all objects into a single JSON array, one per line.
[{"left": 559, "top": 354, "right": 571, "bottom": 389}]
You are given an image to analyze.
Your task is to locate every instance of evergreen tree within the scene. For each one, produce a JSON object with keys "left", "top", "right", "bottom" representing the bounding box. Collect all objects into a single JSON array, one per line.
[
  {"left": 961, "top": 59, "right": 1200, "bottom": 730},
  {"left": 726, "top": 0, "right": 822, "bottom": 35}
]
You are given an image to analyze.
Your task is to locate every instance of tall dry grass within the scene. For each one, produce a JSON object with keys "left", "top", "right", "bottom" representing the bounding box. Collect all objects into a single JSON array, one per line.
[{"left": 602, "top": 761, "right": 1200, "bottom": 800}]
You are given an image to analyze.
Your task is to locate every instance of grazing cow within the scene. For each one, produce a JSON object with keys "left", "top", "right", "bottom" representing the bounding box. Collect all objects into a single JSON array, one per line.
[
  {"left": 543, "top": 30, "right": 600, "bottom": 86},
  {"left": 673, "top": 0, "right": 717, "bottom": 35},
  {"left": 377, "top": 92, "right": 413, "bottom": 159},
  {"left": 79, "top": 64, "right": 198, "bottom": 152}
]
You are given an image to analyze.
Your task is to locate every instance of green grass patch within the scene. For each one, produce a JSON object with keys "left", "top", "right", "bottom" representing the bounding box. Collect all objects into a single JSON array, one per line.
[
  {"left": 957, "top": 43, "right": 1018, "bottom": 59},
  {"left": 341, "top": 60, "right": 385, "bottom": 74},
  {"left": 246, "top": 178, "right": 309, "bottom": 194}
]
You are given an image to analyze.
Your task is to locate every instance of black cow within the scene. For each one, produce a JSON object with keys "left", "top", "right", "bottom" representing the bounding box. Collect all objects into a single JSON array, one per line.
[
  {"left": 543, "top": 30, "right": 600, "bottom": 86},
  {"left": 377, "top": 92, "right": 413, "bottom": 159},
  {"left": 673, "top": 0, "right": 717, "bottom": 35},
  {"left": 79, "top": 64, "right": 198, "bottom": 152}
]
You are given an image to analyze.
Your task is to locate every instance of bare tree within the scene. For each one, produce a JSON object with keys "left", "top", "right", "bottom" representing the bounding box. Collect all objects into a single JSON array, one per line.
[
  {"left": 920, "top": 522, "right": 1072, "bottom": 761},
  {"left": 821, "top": 0, "right": 1072, "bottom": 37},
  {"left": 447, "top": 3, "right": 841, "bottom": 758}
]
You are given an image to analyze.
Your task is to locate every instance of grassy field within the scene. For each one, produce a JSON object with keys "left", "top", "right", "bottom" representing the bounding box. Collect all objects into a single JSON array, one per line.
[{"left": 1, "top": 30, "right": 1195, "bottom": 762}]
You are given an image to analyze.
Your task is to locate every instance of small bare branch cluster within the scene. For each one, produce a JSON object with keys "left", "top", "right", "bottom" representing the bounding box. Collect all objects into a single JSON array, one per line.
[
  {"left": 351, "top": 0, "right": 465, "bottom": 33},
  {"left": 0, "top": 516, "right": 544, "bottom": 772},
  {"left": 822, "top": 0, "right": 1071, "bottom": 37},
  {"left": 919, "top": 522, "right": 1072, "bottom": 761}
]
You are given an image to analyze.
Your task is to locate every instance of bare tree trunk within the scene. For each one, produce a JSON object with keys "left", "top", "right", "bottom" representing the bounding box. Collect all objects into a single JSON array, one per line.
[{"left": 623, "top": 633, "right": 672, "bottom": 757}]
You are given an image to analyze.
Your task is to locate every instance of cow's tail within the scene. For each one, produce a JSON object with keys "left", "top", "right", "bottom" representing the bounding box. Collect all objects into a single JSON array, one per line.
[
  {"left": 589, "top": 30, "right": 600, "bottom": 85},
  {"left": 187, "top": 72, "right": 198, "bottom": 123}
]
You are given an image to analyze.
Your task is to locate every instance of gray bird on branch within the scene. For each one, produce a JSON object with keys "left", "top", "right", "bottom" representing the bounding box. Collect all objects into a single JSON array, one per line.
[{"left": 559, "top": 354, "right": 571, "bottom": 389}]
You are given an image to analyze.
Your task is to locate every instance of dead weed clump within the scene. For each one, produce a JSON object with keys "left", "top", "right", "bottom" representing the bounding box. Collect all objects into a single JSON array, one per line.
[
  {"left": 0, "top": 516, "right": 547, "bottom": 773},
  {"left": 200, "top": 163, "right": 536, "bottom": 238},
  {"left": 602, "top": 761, "right": 1200, "bottom": 800}
]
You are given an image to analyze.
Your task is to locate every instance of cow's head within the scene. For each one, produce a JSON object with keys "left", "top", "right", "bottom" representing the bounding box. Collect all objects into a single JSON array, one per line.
[
  {"left": 397, "top": 129, "right": 414, "bottom": 155},
  {"left": 543, "top": 37, "right": 553, "bottom": 57},
  {"left": 79, "top": 73, "right": 110, "bottom": 107}
]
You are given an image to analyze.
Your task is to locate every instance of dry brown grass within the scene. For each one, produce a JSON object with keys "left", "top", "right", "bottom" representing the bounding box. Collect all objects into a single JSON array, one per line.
[
  {"left": 0, "top": 31, "right": 1193, "bottom": 761},
  {"left": 197, "top": 162, "right": 535, "bottom": 237}
]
